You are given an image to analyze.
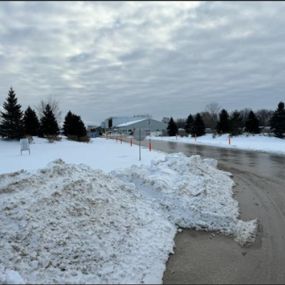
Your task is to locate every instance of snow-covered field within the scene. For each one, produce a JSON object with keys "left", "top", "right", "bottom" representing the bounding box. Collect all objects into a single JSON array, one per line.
[
  {"left": 0, "top": 137, "right": 164, "bottom": 174},
  {"left": 149, "top": 134, "right": 285, "bottom": 155},
  {"left": 0, "top": 137, "right": 257, "bottom": 284}
]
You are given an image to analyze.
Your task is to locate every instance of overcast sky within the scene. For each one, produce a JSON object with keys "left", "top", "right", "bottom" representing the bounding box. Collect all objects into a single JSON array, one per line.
[{"left": 1, "top": 1, "right": 285, "bottom": 125}]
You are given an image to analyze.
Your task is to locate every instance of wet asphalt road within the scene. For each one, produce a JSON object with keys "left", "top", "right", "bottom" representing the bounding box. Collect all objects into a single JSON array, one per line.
[{"left": 136, "top": 139, "right": 285, "bottom": 284}]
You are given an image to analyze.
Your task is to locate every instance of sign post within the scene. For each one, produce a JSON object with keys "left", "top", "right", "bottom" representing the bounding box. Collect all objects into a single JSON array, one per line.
[
  {"left": 134, "top": 128, "right": 146, "bottom": 161},
  {"left": 139, "top": 129, "right": 141, "bottom": 160}
]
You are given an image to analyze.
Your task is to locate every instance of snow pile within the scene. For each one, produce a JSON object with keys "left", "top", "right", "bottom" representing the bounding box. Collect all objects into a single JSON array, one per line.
[
  {"left": 113, "top": 153, "right": 257, "bottom": 246},
  {"left": 0, "top": 154, "right": 257, "bottom": 284},
  {"left": 0, "top": 160, "right": 176, "bottom": 284},
  {"left": 0, "top": 266, "right": 24, "bottom": 284}
]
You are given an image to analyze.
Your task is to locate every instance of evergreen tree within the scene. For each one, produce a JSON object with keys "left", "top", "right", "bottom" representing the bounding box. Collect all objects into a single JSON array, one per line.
[
  {"left": 73, "top": 114, "right": 87, "bottom": 138},
  {"left": 40, "top": 104, "right": 59, "bottom": 136},
  {"left": 63, "top": 111, "right": 87, "bottom": 139},
  {"left": 0, "top": 87, "right": 24, "bottom": 139},
  {"left": 23, "top": 106, "right": 40, "bottom": 136},
  {"left": 185, "top": 114, "right": 194, "bottom": 134},
  {"left": 192, "top": 113, "right": 205, "bottom": 137},
  {"left": 167, "top": 117, "right": 178, "bottom": 136},
  {"left": 245, "top": 110, "right": 260, "bottom": 134},
  {"left": 63, "top": 111, "right": 73, "bottom": 136},
  {"left": 270, "top": 102, "right": 285, "bottom": 138},
  {"left": 108, "top": 118, "right": 113, "bottom": 129},
  {"left": 216, "top": 109, "right": 230, "bottom": 134},
  {"left": 229, "top": 111, "right": 243, "bottom": 136}
]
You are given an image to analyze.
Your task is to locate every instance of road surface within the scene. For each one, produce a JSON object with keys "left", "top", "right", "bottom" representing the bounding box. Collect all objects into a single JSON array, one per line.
[{"left": 134, "top": 139, "right": 285, "bottom": 284}]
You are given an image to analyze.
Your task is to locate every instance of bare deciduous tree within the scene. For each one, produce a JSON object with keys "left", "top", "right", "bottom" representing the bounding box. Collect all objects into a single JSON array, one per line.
[
  {"left": 256, "top": 109, "right": 274, "bottom": 127},
  {"left": 205, "top": 102, "right": 221, "bottom": 117},
  {"left": 239, "top": 108, "right": 251, "bottom": 126},
  {"left": 176, "top": 118, "right": 186, "bottom": 129},
  {"left": 204, "top": 102, "right": 222, "bottom": 129},
  {"left": 200, "top": 112, "right": 215, "bottom": 129},
  {"left": 36, "top": 97, "right": 62, "bottom": 124}
]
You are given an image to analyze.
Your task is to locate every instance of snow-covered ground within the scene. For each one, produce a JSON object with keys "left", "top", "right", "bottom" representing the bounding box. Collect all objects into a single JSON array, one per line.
[
  {"left": 148, "top": 134, "right": 285, "bottom": 155},
  {"left": 0, "top": 137, "right": 163, "bottom": 174},
  {"left": 0, "top": 137, "right": 257, "bottom": 284}
]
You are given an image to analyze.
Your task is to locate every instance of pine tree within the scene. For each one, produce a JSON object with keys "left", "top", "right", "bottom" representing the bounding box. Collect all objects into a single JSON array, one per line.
[
  {"left": 23, "top": 106, "right": 40, "bottom": 136},
  {"left": 167, "top": 117, "right": 178, "bottom": 136},
  {"left": 216, "top": 109, "right": 230, "bottom": 134},
  {"left": 185, "top": 114, "right": 194, "bottom": 135},
  {"left": 229, "top": 111, "right": 243, "bottom": 136},
  {"left": 40, "top": 104, "right": 59, "bottom": 136},
  {"left": 63, "top": 111, "right": 87, "bottom": 139},
  {"left": 270, "top": 102, "right": 285, "bottom": 138},
  {"left": 192, "top": 113, "right": 205, "bottom": 137},
  {"left": 73, "top": 114, "right": 87, "bottom": 138},
  {"left": 63, "top": 111, "right": 73, "bottom": 136},
  {"left": 108, "top": 118, "right": 113, "bottom": 129},
  {"left": 245, "top": 110, "right": 260, "bottom": 134},
  {"left": 0, "top": 87, "right": 24, "bottom": 139}
]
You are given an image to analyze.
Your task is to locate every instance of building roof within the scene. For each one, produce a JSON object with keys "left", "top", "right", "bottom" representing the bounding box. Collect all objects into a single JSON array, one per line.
[{"left": 116, "top": 118, "right": 147, "bottom": 127}]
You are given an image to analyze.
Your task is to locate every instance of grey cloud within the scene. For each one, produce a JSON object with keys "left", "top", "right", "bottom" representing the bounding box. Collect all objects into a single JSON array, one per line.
[{"left": 0, "top": 1, "right": 285, "bottom": 125}]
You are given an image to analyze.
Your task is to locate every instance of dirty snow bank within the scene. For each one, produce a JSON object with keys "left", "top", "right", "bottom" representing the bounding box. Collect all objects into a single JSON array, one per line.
[
  {"left": 0, "top": 154, "right": 257, "bottom": 284},
  {"left": 0, "top": 160, "right": 176, "bottom": 284},
  {"left": 113, "top": 153, "right": 257, "bottom": 245}
]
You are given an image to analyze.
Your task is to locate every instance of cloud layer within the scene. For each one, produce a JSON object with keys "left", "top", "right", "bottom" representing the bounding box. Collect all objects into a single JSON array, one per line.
[{"left": 1, "top": 1, "right": 285, "bottom": 124}]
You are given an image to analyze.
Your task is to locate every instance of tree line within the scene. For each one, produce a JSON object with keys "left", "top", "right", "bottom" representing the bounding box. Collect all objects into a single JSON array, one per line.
[
  {"left": 0, "top": 87, "right": 88, "bottom": 141},
  {"left": 167, "top": 102, "right": 285, "bottom": 139}
]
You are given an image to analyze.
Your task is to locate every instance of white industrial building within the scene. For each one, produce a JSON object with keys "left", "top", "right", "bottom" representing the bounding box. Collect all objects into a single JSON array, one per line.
[
  {"left": 101, "top": 115, "right": 150, "bottom": 129},
  {"left": 115, "top": 118, "right": 167, "bottom": 135},
  {"left": 101, "top": 115, "right": 167, "bottom": 136}
]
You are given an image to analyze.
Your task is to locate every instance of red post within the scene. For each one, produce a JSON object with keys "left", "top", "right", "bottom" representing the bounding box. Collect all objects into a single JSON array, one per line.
[{"left": 149, "top": 139, "right": 152, "bottom": 152}]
